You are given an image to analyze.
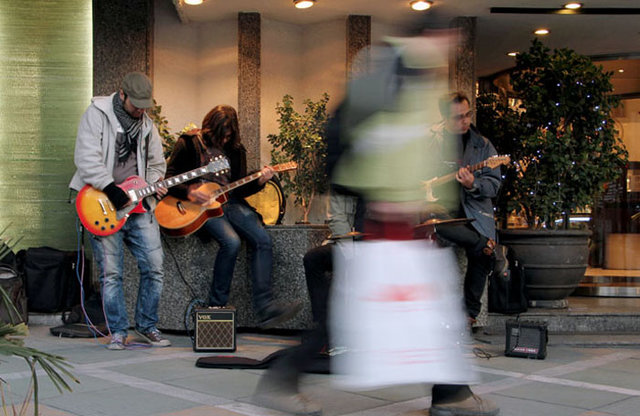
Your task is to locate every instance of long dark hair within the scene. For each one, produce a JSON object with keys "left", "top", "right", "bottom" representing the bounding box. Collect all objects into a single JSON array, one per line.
[{"left": 201, "top": 105, "right": 241, "bottom": 151}]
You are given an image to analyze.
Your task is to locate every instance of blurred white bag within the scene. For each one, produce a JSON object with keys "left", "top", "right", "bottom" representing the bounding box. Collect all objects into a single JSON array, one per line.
[{"left": 330, "top": 240, "right": 477, "bottom": 389}]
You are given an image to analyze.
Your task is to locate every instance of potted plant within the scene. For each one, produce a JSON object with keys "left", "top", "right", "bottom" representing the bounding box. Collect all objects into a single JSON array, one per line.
[
  {"left": 268, "top": 93, "right": 330, "bottom": 224},
  {"left": 477, "top": 39, "right": 628, "bottom": 306}
]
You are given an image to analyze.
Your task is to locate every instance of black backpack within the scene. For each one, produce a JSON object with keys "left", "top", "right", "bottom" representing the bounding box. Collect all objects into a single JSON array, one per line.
[
  {"left": 16, "top": 247, "right": 87, "bottom": 313},
  {"left": 488, "top": 250, "right": 528, "bottom": 315},
  {"left": 0, "top": 263, "right": 28, "bottom": 324}
]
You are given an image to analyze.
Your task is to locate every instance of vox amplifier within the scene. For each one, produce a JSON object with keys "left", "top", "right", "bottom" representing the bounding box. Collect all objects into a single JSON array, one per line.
[
  {"left": 194, "top": 307, "right": 236, "bottom": 352},
  {"left": 505, "top": 320, "right": 548, "bottom": 359}
]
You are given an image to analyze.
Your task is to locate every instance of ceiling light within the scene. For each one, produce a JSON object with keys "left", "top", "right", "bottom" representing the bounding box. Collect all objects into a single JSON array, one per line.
[
  {"left": 410, "top": 0, "right": 433, "bottom": 11},
  {"left": 184, "top": 0, "right": 204, "bottom": 5},
  {"left": 294, "top": 0, "right": 316, "bottom": 9},
  {"left": 507, "top": 52, "right": 518, "bottom": 57},
  {"left": 618, "top": 69, "right": 625, "bottom": 73},
  {"left": 563, "top": 2, "right": 582, "bottom": 9},
  {"left": 534, "top": 28, "right": 550, "bottom": 35}
]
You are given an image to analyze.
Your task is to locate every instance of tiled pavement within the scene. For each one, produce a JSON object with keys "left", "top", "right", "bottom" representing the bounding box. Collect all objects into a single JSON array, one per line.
[{"left": 3, "top": 318, "right": 640, "bottom": 416}]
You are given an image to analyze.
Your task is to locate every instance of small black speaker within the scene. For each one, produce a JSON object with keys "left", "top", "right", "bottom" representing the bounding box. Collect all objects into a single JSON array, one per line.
[
  {"left": 194, "top": 307, "right": 236, "bottom": 352},
  {"left": 505, "top": 320, "right": 548, "bottom": 359}
]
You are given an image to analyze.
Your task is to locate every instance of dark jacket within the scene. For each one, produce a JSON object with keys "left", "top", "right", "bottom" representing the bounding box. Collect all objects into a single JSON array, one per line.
[
  {"left": 458, "top": 126, "right": 501, "bottom": 240},
  {"left": 430, "top": 124, "right": 501, "bottom": 240},
  {"left": 166, "top": 133, "right": 264, "bottom": 202}
]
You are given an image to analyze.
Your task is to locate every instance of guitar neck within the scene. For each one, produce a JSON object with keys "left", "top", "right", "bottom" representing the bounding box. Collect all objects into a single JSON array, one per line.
[
  {"left": 132, "top": 165, "right": 217, "bottom": 201},
  {"left": 214, "top": 171, "right": 265, "bottom": 197},
  {"left": 212, "top": 164, "right": 292, "bottom": 198},
  {"left": 431, "top": 160, "right": 490, "bottom": 187}
]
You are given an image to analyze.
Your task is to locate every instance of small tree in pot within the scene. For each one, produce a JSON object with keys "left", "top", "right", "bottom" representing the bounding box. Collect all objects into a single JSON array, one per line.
[
  {"left": 268, "top": 93, "right": 330, "bottom": 224},
  {"left": 476, "top": 39, "right": 628, "bottom": 305},
  {"left": 478, "top": 39, "right": 628, "bottom": 230}
]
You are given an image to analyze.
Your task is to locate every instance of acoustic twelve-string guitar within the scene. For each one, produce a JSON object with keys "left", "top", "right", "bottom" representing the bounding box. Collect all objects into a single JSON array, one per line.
[
  {"left": 155, "top": 162, "right": 297, "bottom": 237},
  {"left": 76, "top": 157, "right": 230, "bottom": 236}
]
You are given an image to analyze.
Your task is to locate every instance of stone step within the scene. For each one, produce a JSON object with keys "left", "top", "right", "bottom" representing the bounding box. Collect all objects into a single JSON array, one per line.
[
  {"left": 484, "top": 296, "right": 640, "bottom": 335},
  {"left": 575, "top": 273, "right": 640, "bottom": 297}
]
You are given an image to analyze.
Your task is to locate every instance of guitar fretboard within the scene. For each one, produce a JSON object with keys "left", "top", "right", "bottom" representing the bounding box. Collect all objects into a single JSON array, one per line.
[
  {"left": 431, "top": 158, "right": 500, "bottom": 187},
  {"left": 206, "top": 162, "right": 296, "bottom": 204},
  {"left": 212, "top": 163, "right": 295, "bottom": 198},
  {"left": 132, "top": 160, "right": 227, "bottom": 200}
]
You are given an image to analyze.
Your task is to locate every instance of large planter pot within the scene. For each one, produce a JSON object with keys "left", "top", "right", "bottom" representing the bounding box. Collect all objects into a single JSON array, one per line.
[{"left": 498, "top": 229, "right": 590, "bottom": 307}]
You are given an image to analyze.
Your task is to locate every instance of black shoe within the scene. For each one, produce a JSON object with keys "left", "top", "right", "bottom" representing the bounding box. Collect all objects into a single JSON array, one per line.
[
  {"left": 431, "top": 393, "right": 499, "bottom": 416},
  {"left": 253, "top": 380, "right": 323, "bottom": 416},
  {"left": 258, "top": 301, "right": 303, "bottom": 329}
]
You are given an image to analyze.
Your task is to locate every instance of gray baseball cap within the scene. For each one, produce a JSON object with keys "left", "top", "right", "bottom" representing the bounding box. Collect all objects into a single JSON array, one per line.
[{"left": 121, "top": 72, "right": 154, "bottom": 108}]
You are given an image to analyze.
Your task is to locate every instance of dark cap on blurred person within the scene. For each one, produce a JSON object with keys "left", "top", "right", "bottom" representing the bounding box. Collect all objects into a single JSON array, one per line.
[
  {"left": 404, "top": 6, "right": 452, "bottom": 36},
  {"left": 121, "top": 72, "right": 154, "bottom": 109}
]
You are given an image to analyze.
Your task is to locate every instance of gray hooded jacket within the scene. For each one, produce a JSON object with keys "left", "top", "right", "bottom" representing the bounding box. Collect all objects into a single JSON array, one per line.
[{"left": 69, "top": 93, "right": 166, "bottom": 210}]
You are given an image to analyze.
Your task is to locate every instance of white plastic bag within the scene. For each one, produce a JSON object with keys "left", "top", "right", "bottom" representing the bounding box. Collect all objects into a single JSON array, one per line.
[{"left": 330, "top": 240, "right": 477, "bottom": 389}]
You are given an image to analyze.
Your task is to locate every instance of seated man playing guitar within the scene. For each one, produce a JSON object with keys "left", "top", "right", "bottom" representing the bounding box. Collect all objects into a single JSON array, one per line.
[
  {"left": 164, "top": 104, "right": 301, "bottom": 329},
  {"left": 427, "top": 92, "right": 507, "bottom": 327}
]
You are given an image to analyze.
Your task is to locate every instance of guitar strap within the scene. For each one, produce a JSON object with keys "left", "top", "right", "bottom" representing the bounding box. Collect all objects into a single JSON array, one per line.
[
  {"left": 195, "top": 133, "right": 212, "bottom": 164},
  {"left": 144, "top": 133, "right": 150, "bottom": 177}
]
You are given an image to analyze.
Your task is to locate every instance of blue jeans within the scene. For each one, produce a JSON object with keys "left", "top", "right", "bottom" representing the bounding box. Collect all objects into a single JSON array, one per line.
[
  {"left": 90, "top": 212, "right": 164, "bottom": 336},
  {"left": 202, "top": 201, "right": 273, "bottom": 314}
]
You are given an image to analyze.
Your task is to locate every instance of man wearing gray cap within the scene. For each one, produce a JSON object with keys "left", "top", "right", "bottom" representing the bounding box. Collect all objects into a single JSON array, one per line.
[{"left": 70, "top": 72, "right": 170, "bottom": 350}]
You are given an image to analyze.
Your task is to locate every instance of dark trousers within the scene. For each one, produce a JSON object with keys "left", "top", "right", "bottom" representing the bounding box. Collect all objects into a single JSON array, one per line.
[
  {"left": 436, "top": 223, "right": 493, "bottom": 319},
  {"left": 303, "top": 244, "right": 333, "bottom": 326},
  {"left": 265, "top": 244, "right": 333, "bottom": 389}
]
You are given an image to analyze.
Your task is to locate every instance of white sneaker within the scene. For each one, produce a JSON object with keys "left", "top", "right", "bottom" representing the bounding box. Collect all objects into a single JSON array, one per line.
[{"left": 107, "top": 333, "right": 126, "bottom": 350}]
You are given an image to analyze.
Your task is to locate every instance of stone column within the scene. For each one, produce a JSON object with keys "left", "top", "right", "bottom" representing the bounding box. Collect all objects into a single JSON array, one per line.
[
  {"left": 92, "top": 0, "right": 154, "bottom": 95},
  {"left": 346, "top": 15, "right": 371, "bottom": 79},
  {"left": 238, "top": 12, "right": 261, "bottom": 170},
  {"left": 449, "top": 16, "right": 476, "bottom": 117},
  {"left": 449, "top": 17, "right": 489, "bottom": 328}
]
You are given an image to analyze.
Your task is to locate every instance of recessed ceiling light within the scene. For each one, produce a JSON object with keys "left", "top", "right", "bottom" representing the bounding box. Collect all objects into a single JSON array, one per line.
[
  {"left": 294, "top": 0, "right": 316, "bottom": 9},
  {"left": 410, "top": 0, "right": 433, "bottom": 11},
  {"left": 507, "top": 52, "right": 518, "bottom": 57},
  {"left": 563, "top": 2, "right": 582, "bottom": 10},
  {"left": 534, "top": 28, "right": 550, "bottom": 35},
  {"left": 618, "top": 69, "right": 625, "bottom": 73},
  {"left": 184, "top": 0, "right": 204, "bottom": 5}
]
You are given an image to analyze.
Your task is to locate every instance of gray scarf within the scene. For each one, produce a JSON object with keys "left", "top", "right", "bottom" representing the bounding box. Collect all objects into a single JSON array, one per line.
[{"left": 112, "top": 93, "right": 144, "bottom": 163}]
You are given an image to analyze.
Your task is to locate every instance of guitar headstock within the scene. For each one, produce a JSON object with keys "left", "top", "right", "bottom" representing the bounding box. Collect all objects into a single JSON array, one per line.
[
  {"left": 486, "top": 155, "right": 511, "bottom": 169},
  {"left": 273, "top": 161, "right": 298, "bottom": 172},
  {"left": 206, "top": 156, "right": 231, "bottom": 175}
]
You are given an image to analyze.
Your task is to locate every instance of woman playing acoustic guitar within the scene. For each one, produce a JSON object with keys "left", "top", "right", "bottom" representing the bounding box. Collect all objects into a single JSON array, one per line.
[{"left": 165, "top": 105, "right": 301, "bottom": 328}]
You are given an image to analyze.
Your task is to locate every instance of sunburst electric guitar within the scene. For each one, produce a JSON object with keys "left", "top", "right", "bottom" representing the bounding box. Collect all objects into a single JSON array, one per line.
[
  {"left": 423, "top": 155, "right": 511, "bottom": 202},
  {"left": 155, "top": 162, "right": 297, "bottom": 237},
  {"left": 76, "top": 157, "right": 230, "bottom": 236}
]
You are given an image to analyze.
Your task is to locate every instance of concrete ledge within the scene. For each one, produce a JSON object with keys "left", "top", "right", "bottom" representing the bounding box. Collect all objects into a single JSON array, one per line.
[
  {"left": 123, "top": 225, "right": 330, "bottom": 331},
  {"left": 119, "top": 224, "right": 492, "bottom": 332}
]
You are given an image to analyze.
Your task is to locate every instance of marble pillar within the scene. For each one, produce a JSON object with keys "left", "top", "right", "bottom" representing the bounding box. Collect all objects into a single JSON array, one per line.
[
  {"left": 448, "top": 17, "right": 488, "bottom": 327},
  {"left": 448, "top": 16, "right": 477, "bottom": 117},
  {"left": 238, "top": 12, "right": 261, "bottom": 171},
  {"left": 92, "top": 0, "right": 154, "bottom": 96},
  {"left": 346, "top": 15, "right": 371, "bottom": 79}
]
